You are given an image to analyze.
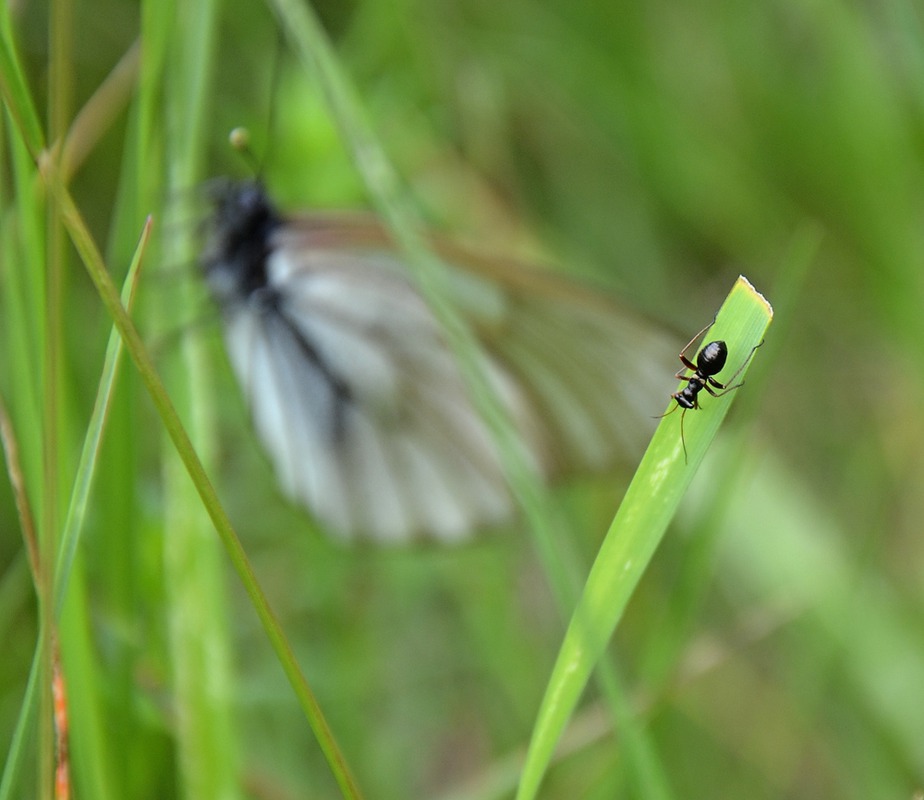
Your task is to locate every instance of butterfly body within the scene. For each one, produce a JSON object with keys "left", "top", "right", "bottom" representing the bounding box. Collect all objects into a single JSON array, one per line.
[{"left": 202, "top": 181, "right": 674, "bottom": 543}]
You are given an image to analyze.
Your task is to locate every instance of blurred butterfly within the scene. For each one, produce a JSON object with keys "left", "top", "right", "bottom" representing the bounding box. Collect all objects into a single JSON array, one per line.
[{"left": 201, "top": 180, "right": 675, "bottom": 543}]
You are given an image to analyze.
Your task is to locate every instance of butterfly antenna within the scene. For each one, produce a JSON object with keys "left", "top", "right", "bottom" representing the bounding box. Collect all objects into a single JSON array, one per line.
[
  {"left": 229, "top": 30, "right": 283, "bottom": 182},
  {"left": 229, "top": 127, "right": 262, "bottom": 177},
  {"left": 264, "top": 27, "right": 284, "bottom": 172}
]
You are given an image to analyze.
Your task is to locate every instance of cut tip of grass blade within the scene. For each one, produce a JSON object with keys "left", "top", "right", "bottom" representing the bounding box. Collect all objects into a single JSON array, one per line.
[
  {"left": 649, "top": 274, "right": 773, "bottom": 471},
  {"left": 515, "top": 275, "right": 773, "bottom": 800}
]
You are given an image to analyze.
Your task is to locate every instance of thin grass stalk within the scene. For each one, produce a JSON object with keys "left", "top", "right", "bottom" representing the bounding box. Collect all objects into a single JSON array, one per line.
[
  {"left": 2, "top": 29, "right": 360, "bottom": 787},
  {"left": 53, "top": 218, "right": 149, "bottom": 614},
  {"left": 42, "top": 162, "right": 362, "bottom": 800}
]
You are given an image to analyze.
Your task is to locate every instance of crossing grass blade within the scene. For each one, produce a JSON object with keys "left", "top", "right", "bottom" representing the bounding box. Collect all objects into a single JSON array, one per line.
[{"left": 516, "top": 275, "right": 773, "bottom": 800}]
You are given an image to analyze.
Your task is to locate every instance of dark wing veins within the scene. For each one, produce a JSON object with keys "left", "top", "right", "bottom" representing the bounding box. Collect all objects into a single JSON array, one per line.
[{"left": 259, "top": 288, "right": 354, "bottom": 443}]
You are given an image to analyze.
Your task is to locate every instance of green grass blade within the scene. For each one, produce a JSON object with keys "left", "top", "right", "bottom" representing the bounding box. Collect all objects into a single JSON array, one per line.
[
  {"left": 153, "top": 0, "right": 242, "bottom": 796},
  {"left": 40, "top": 176, "right": 362, "bottom": 800},
  {"left": 638, "top": 225, "right": 820, "bottom": 691},
  {"left": 516, "top": 276, "right": 773, "bottom": 800},
  {"left": 51, "top": 204, "right": 135, "bottom": 793},
  {"left": 0, "top": 220, "right": 149, "bottom": 800},
  {"left": 0, "top": 397, "right": 41, "bottom": 800},
  {"left": 0, "top": 647, "right": 41, "bottom": 800},
  {"left": 53, "top": 217, "right": 149, "bottom": 617},
  {"left": 0, "top": 5, "right": 45, "bottom": 156}
]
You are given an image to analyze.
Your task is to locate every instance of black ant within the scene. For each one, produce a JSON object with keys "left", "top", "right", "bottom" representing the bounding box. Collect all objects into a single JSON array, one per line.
[{"left": 659, "top": 321, "right": 762, "bottom": 462}]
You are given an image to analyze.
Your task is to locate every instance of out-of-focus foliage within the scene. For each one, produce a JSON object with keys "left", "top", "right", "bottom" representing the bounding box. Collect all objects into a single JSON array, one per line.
[{"left": 2, "top": 1, "right": 924, "bottom": 798}]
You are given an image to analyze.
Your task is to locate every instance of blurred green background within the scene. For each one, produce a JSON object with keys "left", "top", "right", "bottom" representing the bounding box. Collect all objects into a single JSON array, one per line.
[{"left": 2, "top": 0, "right": 924, "bottom": 798}]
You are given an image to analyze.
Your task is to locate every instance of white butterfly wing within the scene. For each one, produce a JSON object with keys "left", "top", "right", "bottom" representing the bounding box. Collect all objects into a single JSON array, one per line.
[
  {"left": 205, "top": 185, "right": 675, "bottom": 543},
  {"left": 222, "top": 242, "right": 532, "bottom": 542}
]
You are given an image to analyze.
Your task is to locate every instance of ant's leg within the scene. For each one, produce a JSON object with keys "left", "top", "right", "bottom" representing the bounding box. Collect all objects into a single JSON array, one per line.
[
  {"left": 653, "top": 401, "right": 682, "bottom": 421},
  {"left": 703, "top": 340, "right": 764, "bottom": 396},
  {"left": 703, "top": 381, "right": 739, "bottom": 398},
  {"left": 677, "top": 318, "right": 717, "bottom": 370},
  {"left": 723, "top": 340, "right": 763, "bottom": 385}
]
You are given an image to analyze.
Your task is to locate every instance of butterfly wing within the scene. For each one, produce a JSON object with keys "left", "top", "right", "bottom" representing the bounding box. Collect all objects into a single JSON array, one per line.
[
  {"left": 205, "top": 186, "right": 674, "bottom": 543},
  {"left": 219, "top": 236, "right": 526, "bottom": 542},
  {"left": 486, "top": 288, "right": 673, "bottom": 473},
  {"left": 278, "top": 214, "right": 677, "bottom": 473}
]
